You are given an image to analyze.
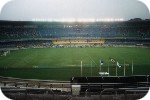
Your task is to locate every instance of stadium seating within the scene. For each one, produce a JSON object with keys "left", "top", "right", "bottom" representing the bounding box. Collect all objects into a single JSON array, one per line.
[
  {"left": 0, "top": 20, "right": 150, "bottom": 48},
  {"left": 71, "top": 76, "right": 149, "bottom": 94},
  {"left": 0, "top": 21, "right": 150, "bottom": 40}
]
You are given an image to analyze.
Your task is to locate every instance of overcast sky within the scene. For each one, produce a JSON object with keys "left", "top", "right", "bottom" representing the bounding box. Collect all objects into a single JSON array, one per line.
[{"left": 0, "top": 0, "right": 150, "bottom": 21}]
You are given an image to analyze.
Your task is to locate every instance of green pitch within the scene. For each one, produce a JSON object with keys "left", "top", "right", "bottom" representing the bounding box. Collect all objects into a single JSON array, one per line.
[{"left": 0, "top": 47, "right": 150, "bottom": 81}]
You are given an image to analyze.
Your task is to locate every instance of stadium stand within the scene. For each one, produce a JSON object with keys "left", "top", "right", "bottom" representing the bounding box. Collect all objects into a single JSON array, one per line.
[
  {"left": 1, "top": 75, "right": 149, "bottom": 100},
  {"left": 0, "top": 20, "right": 150, "bottom": 48},
  {"left": 71, "top": 76, "right": 150, "bottom": 94},
  {"left": 0, "top": 20, "right": 150, "bottom": 39}
]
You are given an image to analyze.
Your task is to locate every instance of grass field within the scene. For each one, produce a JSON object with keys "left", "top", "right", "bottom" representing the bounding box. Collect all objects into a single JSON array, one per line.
[{"left": 0, "top": 47, "right": 150, "bottom": 81}]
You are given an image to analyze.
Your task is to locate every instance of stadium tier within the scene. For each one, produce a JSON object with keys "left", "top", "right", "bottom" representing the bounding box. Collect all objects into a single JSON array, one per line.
[
  {"left": 71, "top": 76, "right": 149, "bottom": 94},
  {"left": 0, "top": 20, "right": 150, "bottom": 47},
  {"left": 0, "top": 20, "right": 150, "bottom": 39}
]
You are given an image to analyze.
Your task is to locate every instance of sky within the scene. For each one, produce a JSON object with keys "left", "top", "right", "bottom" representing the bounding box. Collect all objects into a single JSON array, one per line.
[{"left": 0, "top": 0, "right": 150, "bottom": 21}]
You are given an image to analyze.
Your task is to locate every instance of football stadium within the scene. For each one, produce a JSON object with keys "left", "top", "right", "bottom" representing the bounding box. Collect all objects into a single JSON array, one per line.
[
  {"left": 0, "top": 0, "right": 150, "bottom": 100},
  {"left": 0, "top": 19, "right": 150, "bottom": 100},
  {"left": 0, "top": 20, "right": 150, "bottom": 80}
]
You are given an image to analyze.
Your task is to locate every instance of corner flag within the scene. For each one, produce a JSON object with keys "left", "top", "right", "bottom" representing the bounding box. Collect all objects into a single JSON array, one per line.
[
  {"left": 100, "top": 60, "right": 104, "bottom": 65},
  {"left": 110, "top": 58, "right": 116, "bottom": 63},
  {"left": 117, "top": 62, "right": 121, "bottom": 68}
]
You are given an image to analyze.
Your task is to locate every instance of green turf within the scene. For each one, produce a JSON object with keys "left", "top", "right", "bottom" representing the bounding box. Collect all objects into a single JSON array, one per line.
[{"left": 0, "top": 47, "right": 150, "bottom": 80}]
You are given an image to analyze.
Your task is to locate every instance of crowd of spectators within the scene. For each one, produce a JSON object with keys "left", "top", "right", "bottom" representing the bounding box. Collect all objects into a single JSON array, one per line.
[
  {"left": 0, "top": 21, "right": 149, "bottom": 40},
  {"left": 0, "top": 20, "right": 149, "bottom": 48}
]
